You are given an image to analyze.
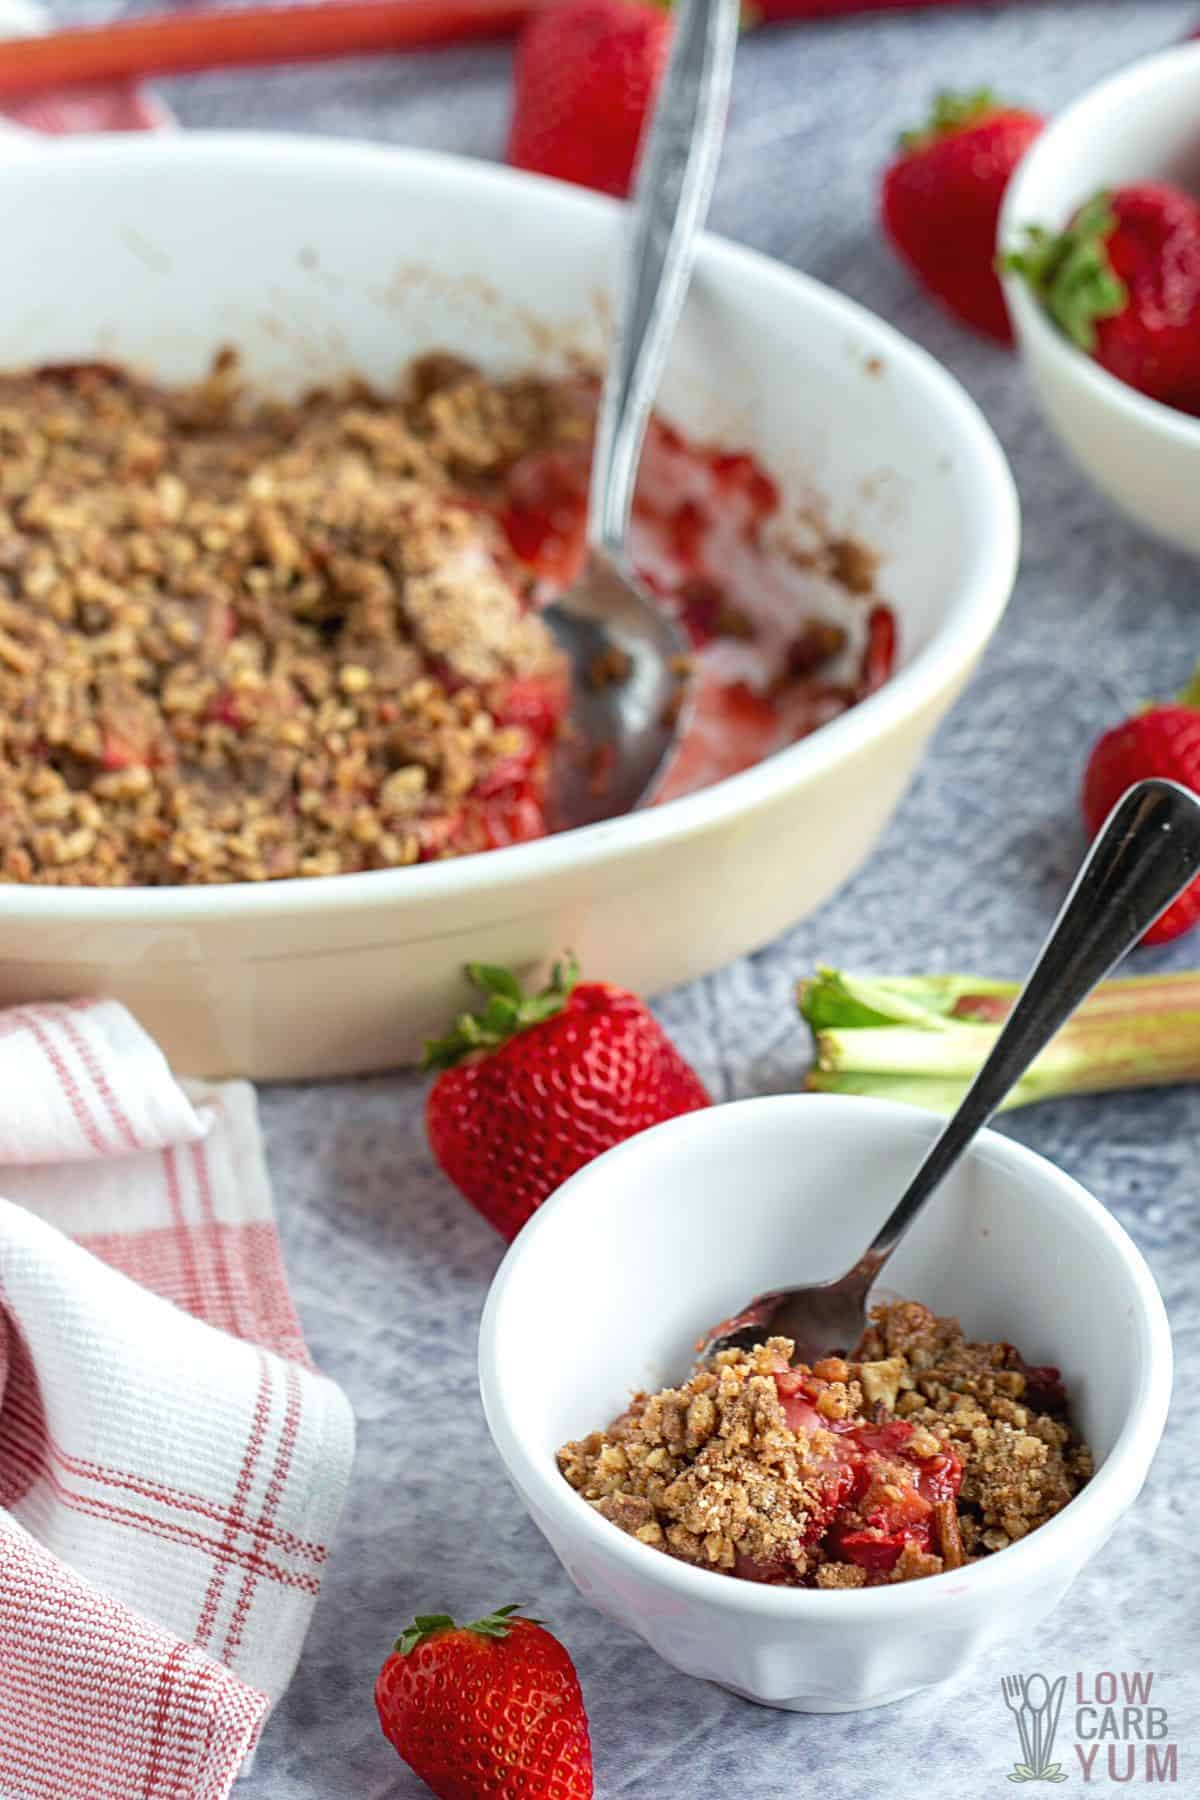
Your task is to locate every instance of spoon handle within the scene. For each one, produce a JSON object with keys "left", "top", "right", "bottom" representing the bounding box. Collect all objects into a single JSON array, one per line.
[
  {"left": 586, "top": 0, "right": 739, "bottom": 560},
  {"left": 860, "top": 779, "right": 1200, "bottom": 1276}
]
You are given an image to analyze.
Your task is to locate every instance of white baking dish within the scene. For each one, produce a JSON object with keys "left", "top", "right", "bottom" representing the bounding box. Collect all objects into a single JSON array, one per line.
[{"left": 0, "top": 135, "right": 1019, "bottom": 1078}]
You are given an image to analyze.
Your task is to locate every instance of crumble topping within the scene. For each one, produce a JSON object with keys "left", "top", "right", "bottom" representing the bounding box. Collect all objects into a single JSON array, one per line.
[
  {"left": 558, "top": 1300, "right": 1092, "bottom": 1588},
  {"left": 0, "top": 346, "right": 893, "bottom": 887},
  {"left": 559, "top": 1341, "right": 849, "bottom": 1576},
  {"left": 0, "top": 352, "right": 574, "bottom": 886}
]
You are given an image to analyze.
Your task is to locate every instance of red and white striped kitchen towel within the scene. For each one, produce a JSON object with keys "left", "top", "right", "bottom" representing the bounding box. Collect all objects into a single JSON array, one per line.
[{"left": 0, "top": 1000, "right": 355, "bottom": 1799}]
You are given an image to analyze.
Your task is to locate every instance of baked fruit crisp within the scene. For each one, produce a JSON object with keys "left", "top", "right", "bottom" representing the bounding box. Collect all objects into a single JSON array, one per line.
[
  {"left": 0, "top": 351, "right": 893, "bottom": 886},
  {"left": 558, "top": 1300, "right": 1092, "bottom": 1588}
]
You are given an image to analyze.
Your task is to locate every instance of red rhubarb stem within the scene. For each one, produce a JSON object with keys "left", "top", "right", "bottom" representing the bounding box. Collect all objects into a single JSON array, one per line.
[
  {"left": 754, "top": 0, "right": 1021, "bottom": 18},
  {"left": 0, "top": 0, "right": 1033, "bottom": 97},
  {"left": 0, "top": 0, "right": 542, "bottom": 98},
  {"left": 952, "top": 972, "right": 1200, "bottom": 1026}
]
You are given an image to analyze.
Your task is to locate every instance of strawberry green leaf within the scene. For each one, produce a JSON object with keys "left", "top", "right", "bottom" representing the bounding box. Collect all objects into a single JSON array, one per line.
[
  {"left": 1002, "top": 191, "right": 1128, "bottom": 351},
  {"left": 480, "top": 994, "right": 521, "bottom": 1036},
  {"left": 522, "top": 992, "right": 571, "bottom": 1025},
  {"left": 898, "top": 86, "right": 1001, "bottom": 152},
  {"left": 547, "top": 954, "right": 580, "bottom": 997},
  {"left": 394, "top": 1604, "right": 547, "bottom": 1656},
  {"left": 422, "top": 954, "right": 581, "bottom": 1072},
  {"left": 392, "top": 1607, "right": 538, "bottom": 1654},
  {"left": 465, "top": 963, "right": 523, "bottom": 1003},
  {"left": 1177, "top": 661, "right": 1200, "bottom": 711},
  {"left": 396, "top": 1613, "right": 456, "bottom": 1655},
  {"left": 466, "top": 1604, "right": 544, "bottom": 1638}
]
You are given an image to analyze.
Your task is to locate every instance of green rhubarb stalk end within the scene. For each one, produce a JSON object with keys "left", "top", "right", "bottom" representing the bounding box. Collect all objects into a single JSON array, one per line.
[{"left": 799, "top": 968, "right": 1200, "bottom": 1116}]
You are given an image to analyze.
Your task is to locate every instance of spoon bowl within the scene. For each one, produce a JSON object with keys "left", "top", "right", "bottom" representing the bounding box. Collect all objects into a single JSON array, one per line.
[
  {"left": 544, "top": 551, "right": 691, "bottom": 827},
  {"left": 1024, "top": 1673, "right": 1051, "bottom": 1710},
  {"left": 546, "top": 0, "right": 738, "bottom": 827}
]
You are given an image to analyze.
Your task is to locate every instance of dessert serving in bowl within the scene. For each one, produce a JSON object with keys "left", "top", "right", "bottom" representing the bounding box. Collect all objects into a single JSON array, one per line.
[
  {"left": 479, "top": 1095, "right": 1171, "bottom": 1711},
  {"left": 0, "top": 135, "right": 1019, "bottom": 1078}
]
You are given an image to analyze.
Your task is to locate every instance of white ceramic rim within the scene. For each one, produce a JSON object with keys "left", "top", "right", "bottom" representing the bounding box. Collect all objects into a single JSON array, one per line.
[
  {"left": 0, "top": 132, "right": 1019, "bottom": 924},
  {"left": 479, "top": 1095, "right": 1173, "bottom": 1621},
  {"left": 1000, "top": 39, "right": 1200, "bottom": 445}
]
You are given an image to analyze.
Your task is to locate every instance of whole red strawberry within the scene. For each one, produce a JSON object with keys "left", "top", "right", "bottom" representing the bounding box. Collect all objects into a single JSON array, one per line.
[
  {"left": 507, "top": 0, "right": 672, "bottom": 198},
  {"left": 376, "top": 1605, "right": 593, "bottom": 1800},
  {"left": 881, "top": 88, "right": 1044, "bottom": 344},
  {"left": 1006, "top": 184, "right": 1200, "bottom": 412},
  {"left": 1083, "top": 685, "right": 1200, "bottom": 945},
  {"left": 424, "top": 956, "right": 710, "bottom": 1239}
]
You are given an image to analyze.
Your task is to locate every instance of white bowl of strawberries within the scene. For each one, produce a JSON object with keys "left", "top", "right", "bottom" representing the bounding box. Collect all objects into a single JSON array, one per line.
[{"left": 1000, "top": 42, "right": 1200, "bottom": 554}]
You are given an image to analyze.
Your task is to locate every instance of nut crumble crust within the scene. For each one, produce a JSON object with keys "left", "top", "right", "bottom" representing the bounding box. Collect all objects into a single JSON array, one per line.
[
  {"left": 855, "top": 1299, "right": 1092, "bottom": 1557},
  {"left": 0, "top": 351, "right": 575, "bottom": 886},
  {"left": 560, "top": 1340, "right": 849, "bottom": 1576},
  {"left": 558, "top": 1300, "right": 1092, "bottom": 1587},
  {"left": 0, "top": 347, "right": 891, "bottom": 887}
]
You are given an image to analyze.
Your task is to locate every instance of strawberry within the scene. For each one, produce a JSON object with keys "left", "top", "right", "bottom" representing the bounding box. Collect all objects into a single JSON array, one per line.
[
  {"left": 424, "top": 956, "right": 710, "bottom": 1239},
  {"left": 1082, "top": 672, "right": 1200, "bottom": 945},
  {"left": 507, "top": 0, "right": 672, "bottom": 199},
  {"left": 1006, "top": 184, "right": 1200, "bottom": 412},
  {"left": 881, "top": 88, "right": 1044, "bottom": 345},
  {"left": 376, "top": 1604, "right": 593, "bottom": 1800}
]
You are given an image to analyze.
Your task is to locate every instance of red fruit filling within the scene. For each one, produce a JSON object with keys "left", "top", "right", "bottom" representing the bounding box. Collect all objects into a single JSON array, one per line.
[
  {"left": 734, "top": 1372, "right": 964, "bottom": 1586},
  {"left": 494, "top": 412, "right": 896, "bottom": 812}
]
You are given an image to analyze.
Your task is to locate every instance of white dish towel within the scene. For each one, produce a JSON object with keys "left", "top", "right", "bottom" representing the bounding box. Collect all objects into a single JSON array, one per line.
[{"left": 0, "top": 1000, "right": 355, "bottom": 1799}]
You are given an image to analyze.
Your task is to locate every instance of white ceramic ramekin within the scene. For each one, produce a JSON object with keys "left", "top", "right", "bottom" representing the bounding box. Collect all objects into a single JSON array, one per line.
[
  {"left": 1000, "top": 42, "right": 1200, "bottom": 554},
  {"left": 480, "top": 1096, "right": 1171, "bottom": 1712},
  {"left": 0, "top": 136, "right": 1018, "bottom": 1078}
]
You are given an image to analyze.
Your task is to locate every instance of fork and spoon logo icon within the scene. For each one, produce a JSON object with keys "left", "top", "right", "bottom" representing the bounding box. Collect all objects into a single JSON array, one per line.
[{"left": 1001, "top": 1673, "right": 1069, "bottom": 1783}]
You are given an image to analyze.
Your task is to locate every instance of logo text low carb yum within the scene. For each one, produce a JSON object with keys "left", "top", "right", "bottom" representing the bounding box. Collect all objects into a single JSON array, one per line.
[
  {"left": 1073, "top": 1672, "right": 1177, "bottom": 1785},
  {"left": 1001, "top": 1671, "right": 1179, "bottom": 1785}
]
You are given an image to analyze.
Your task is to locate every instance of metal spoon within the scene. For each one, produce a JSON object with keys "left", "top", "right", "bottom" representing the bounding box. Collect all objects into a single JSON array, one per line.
[
  {"left": 544, "top": 0, "right": 739, "bottom": 829},
  {"left": 705, "top": 778, "right": 1200, "bottom": 1366}
]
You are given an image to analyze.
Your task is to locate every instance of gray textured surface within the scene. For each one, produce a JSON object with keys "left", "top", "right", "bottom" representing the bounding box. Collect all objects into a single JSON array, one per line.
[{"left": 48, "top": 0, "right": 1200, "bottom": 1792}]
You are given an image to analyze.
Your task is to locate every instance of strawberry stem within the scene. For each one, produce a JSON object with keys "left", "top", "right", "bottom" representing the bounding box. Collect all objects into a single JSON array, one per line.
[
  {"left": 798, "top": 967, "right": 1200, "bottom": 1113},
  {"left": 422, "top": 955, "right": 579, "bottom": 1072},
  {"left": 898, "top": 86, "right": 1000, "bottom": 151},
  {"left": 396, "top": 1614, "right": 456, "bottom": 1656},
  {"left": 395, "top": 1604, "right": 539, "bottom": 1656},
  {"left": 1002, "top": 190, "right": 1128, "bottom": 352}
]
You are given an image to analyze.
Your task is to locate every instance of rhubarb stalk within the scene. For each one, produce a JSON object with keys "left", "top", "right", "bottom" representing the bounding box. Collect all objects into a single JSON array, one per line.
[
  {"left": 0, "top": 0, "right": 1037, "bottom": 97},
  {"left": 798, "top": 967, "right": 1200, "bottom": 1114},
  {"left": 0, "top": 0, "right": 542, "bottom": 98}
]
